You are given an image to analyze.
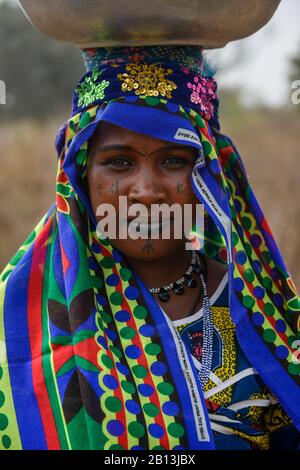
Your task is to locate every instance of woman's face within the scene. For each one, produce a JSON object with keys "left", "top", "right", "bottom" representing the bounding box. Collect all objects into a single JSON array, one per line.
[{"left": 88, "top": 121, "right": 199, "bottom": 262}]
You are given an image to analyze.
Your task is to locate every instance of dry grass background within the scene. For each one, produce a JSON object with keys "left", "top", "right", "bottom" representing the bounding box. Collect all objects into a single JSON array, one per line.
[
  {"left": 0, "top": 118, "right": 58, "bottom": 263},
  {"left": 0, "top": 108, "right": 299, "bottom": 290},
  {"left": 221, "top": 107, "right": 300, "bottom": 290}
]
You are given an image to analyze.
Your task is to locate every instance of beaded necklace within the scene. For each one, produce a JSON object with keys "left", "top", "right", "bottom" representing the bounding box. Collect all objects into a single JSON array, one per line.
[{"left": 149, "top": 251, "right": 213, "bottom": 389}]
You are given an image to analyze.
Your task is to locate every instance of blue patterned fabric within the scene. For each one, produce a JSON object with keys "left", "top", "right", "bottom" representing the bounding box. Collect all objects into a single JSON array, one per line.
[{"left": 1, "top": 46, "right": 300, "bottom": 450}]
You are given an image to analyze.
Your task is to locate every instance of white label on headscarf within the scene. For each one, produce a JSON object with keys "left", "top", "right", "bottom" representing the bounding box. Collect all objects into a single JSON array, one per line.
[
  {"left": 192, "top": 169, "right": 233, "bottom": 264},
  {"left": 163, "top": 314, "right": 211, "bottom": 442},
  {"left": 174, "top": 128, "right": 202, "bottom": 146}
]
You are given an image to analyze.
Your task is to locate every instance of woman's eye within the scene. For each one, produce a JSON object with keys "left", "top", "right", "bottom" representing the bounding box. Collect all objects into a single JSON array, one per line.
[
  {"left": 161, "top": 157, "right": 189, "bottom": 167},
  {"left": 106, "top": 157, "right": 133, "bottom": 168}
]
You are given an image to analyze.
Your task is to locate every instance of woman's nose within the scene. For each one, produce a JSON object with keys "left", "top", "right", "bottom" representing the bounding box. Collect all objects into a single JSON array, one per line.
[{"left": 127, "top": 171, "right": 166, "bottom": 206}]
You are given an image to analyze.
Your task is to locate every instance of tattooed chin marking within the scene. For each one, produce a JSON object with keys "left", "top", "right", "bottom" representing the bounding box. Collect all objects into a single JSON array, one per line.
[{"left": 142, "top": 240, "right": 154, "bottom": 254}]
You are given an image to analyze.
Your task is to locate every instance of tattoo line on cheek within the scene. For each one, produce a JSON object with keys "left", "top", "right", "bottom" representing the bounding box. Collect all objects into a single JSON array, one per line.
[
  {"left": 108, "top": 180, "right": 120, "bottom": 195},
  {"left": 177, "top": 181, "right": 187, "bottom": 194}
]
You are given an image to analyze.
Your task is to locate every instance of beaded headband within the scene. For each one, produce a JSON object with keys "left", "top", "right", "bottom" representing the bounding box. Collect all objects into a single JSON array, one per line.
[
  {"left": 73, "top": 46, "right": 219, "bottom": 126},
  {"left": 81, "top": 46, "right": 214, "bottom": 76}
]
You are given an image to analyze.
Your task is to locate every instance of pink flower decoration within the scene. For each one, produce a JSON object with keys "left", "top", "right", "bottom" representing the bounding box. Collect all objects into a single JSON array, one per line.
[{"left": 187, "top": 75, "right": 217, "bottom": 121}]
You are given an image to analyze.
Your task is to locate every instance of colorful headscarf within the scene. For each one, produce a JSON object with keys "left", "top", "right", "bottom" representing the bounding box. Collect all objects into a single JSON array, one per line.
[{"left": 0, "top": 46, "right": 299, "bottom": 450}]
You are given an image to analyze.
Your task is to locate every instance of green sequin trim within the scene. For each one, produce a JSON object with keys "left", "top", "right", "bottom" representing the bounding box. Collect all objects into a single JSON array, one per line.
[{"left": 76, "top": 69, "right": 110, "bottom": 107}]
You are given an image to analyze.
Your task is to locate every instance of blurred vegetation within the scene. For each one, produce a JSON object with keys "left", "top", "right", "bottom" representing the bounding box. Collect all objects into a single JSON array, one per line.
[
  {"left": 0, "top": 1, "right": 300, "bottom": 290},
  {"left": 0, "top": 1, "right": 84, "bottom": 120}
]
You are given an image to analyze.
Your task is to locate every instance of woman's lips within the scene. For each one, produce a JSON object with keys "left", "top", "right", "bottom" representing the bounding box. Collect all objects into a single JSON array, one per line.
[
  {"left": 126, "top": 217, "right": 173, "bottom": 223},
  {"left": 126, "top": 219, "right": 173, "bottom": 237}
]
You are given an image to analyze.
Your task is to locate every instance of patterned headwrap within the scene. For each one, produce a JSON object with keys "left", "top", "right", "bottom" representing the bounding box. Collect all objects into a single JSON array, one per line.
[{"left": 0, "top": 46, "right": 299, "bottom": 450}]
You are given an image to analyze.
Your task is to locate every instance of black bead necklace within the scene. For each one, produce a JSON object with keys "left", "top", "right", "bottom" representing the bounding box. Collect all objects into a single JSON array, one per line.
[{"left": 149, "top": 251, "right": 207, "bottom": 302}]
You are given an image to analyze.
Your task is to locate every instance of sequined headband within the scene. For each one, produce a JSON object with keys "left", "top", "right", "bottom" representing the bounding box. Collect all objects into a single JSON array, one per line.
[
  {"left": 82, "top": 46, "right": 213, "bottom": 76},
  {"left": 72, "top": 46, "right": 219, "bottom": 125}
]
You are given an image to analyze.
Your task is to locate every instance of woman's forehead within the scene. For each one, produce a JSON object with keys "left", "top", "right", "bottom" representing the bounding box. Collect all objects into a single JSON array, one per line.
[{"left": 89, "top": 121, "right": 196, "bottom": 153}]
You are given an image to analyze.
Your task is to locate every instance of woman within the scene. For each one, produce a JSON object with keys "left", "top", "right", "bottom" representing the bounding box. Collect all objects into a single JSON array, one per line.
[{"left": 0, "top": 46, "right": 299, "bottom": 450}]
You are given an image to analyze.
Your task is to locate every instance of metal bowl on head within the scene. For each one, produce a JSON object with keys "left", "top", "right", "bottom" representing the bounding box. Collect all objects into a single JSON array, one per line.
[{"left": 18, "top": 0, "right": 281, "bottom": 49}]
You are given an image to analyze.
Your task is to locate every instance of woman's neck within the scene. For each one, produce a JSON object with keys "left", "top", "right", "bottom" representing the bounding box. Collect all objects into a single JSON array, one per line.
[{"left": 126, "top": 245, "right": 192, "bottom": 290}]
